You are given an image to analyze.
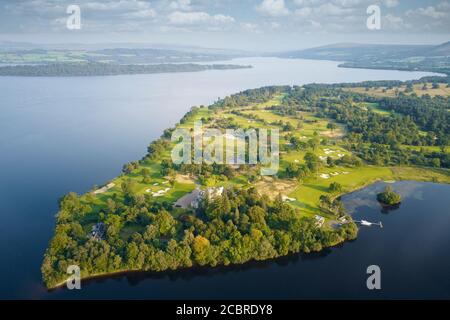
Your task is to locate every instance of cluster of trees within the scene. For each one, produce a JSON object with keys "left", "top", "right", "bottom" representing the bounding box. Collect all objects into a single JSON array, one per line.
[
  {"left": 283, "top": 148, "right": 362, "bottom": 181},
  {"left": 0, "top": 63, "right": 250, "bottom": 77},
  {"left": 329, "top": 182, "right": 343, "bottom": 194},
  {"left": 375, "top": 94, "right": 449, "bottom": 145},
  {"left": 283, "top": 152, "right": 321, "bottom": 180},
  {"left": 147, "top": 138, "right": 171, "bottom": 160},
  {"left": 319, "top": 195, "right": 346, "bottom": 217},
  {"left": 377, "top": 186, "right": 402, "bottom": 205},
  {"left": 162, "top": 159, "right": 238, "bottom": 185},
  {"left": 122, "top": 161, "right": 140, "bottom": 174},
  {"left": 346, "top": 143, "right": 449, "bottom": 167},
  {"left": 269, "top": 105, "right": 300, "bottom": 117},
  {"left": 331, "top": 77, "right": 449, "bottom": 90},
  {"left": 285, "top": 84, "right": 449, "bottom": 168},
  {"left": 212, "top": 86, "right": 290, "bottom": 110},
  {"left": 230, "top": 110, "right": 265, "bottom": 123},
  {"left": 271, "top": 120, "right": 295, "bottom": 132},
  {"left": 41, "top": 187, "right": 357, "bottom": 287},
  {"left": 213, "top": 117, "right": 240, "bottom": 129}
]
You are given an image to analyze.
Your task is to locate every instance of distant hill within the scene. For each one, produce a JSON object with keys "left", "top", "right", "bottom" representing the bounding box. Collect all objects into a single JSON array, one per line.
[
  {"left": 276, "top": 42, "right": 450, "bottom": 75},
  {"left": 429, "top": 41, "right": 450, "bottom": 56},
  {"left": 277, "top": 43, "right": 436, "bottom": 60},
  {"left": 0, "top": 44, "right": 251, "bottom": 65}
]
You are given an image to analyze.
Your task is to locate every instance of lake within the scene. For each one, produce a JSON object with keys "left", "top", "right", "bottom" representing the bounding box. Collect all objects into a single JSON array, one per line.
[{"left": 0, "top": 57, "right": 447, "bottom": 299}]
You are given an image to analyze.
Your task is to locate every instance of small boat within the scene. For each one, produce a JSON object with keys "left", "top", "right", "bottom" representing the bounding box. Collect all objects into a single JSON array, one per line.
[{"left": 355, "top": 220, "right": 383, "bottom": 228}]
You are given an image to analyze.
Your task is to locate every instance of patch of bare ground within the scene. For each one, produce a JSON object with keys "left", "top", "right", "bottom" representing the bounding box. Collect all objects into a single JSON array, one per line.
[
  {"left": 176, "top": 174, "right": 197, "bottom": 184},
  {"left": 254, "top": 177, "right": 298, "bottom": 199},
  {"left": 321, "top": 130, "right": 345, "bottom": 139}
]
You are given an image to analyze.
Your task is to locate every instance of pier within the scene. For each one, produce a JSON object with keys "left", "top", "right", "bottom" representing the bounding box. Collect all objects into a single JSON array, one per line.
[{"left": 354, "top": 220, "right": 383, "bottom": 228}]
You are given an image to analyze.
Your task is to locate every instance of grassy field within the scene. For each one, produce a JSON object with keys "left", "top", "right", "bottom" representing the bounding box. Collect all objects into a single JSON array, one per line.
[
  {"left": 401, "top": 145, "right": 445, "bottom": 152},
  {"left": 289, "top": 166, "right": 392, "bottom": 215},
  {"left": 345, "top": 83, "right": 450, "bottom": 98},
  {"left": 0, "top": 51, "right": 90, "bottom": 64}
]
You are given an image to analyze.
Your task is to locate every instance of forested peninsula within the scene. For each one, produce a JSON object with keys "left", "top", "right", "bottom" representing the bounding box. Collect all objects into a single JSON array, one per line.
[
  {"left": 0, "top": 62, "right": 251, "bottom": 77},
  {"left": 42, "top": 77, "right": 450, "bottom": 289}
]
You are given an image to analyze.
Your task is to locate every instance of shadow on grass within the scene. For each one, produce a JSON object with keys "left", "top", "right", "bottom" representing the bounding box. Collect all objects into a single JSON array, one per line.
[{"left": 304, "top": 184, "right": 329, "bottom": 193}]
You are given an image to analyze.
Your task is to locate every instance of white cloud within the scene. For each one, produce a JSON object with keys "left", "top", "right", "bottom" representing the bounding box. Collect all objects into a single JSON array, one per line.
[
  {"left": 295, "top": 7, "right": 312, "bottom": 18},
  {"left": 334, "top": 0, "right": 364, "bottom": 7},
  {"left": 384, "top": 14, "right": 409, "bottom": 30},
  {"left": 294, "top": 0, "right": 362, "bottom": 8},
  {"left": 406, "top": 5, "right": 448, "bottom": 19},
  {"left": 384, "top": 0, "right": 400, "bottom": 8},
  {"left": 294, "top": 2, "right": 353, "bottom": 20},
  {"left": 293, "top": 0, "right": 315, "bottom": 6},
  {"left": 168, "top": 11, "right": 235, "bottom": 26},
  {"left": 256, "top": 0, "right": 290, "bottom": 17},
  {"left": 318, "top": 3, "right": 352, "bottom": 16},
  {"left": 3, "top": 0, "right": 450, "bottom": 37},
  {"left": 169, "top": 0, "right": 192, "bottom": 11},
  {"left": 82, "top": 0, "right": 158, "bottom": 21},
  {"left": 401, "top": 3, "right": 450, "bottom": 32},
  {"left": 438, "top": 1, "right": 450, "bottom": 10},
  {"left": 84, "top": 0, "right": 153, "bottom": 12},
  {"left": 240, "top": 22, "right": 261, "bottom": 33},
  {"left": 270, "top": 22, "right": 281, "bottom": 29},
  {"left": 308, "top": 19, "right": 322, "bottom": 29},
  {"left": 123, "top": 9, "right": 156, "bottom": 19}
]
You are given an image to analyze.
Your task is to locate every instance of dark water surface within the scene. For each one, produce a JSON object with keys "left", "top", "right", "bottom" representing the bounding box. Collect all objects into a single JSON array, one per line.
[{"left": 0, "top": 58, "right": 446, "bottom": 299}]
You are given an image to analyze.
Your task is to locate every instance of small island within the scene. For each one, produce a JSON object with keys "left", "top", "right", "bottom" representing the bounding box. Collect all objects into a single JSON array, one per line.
[{"left": 377, "top": 186, "right": 402, "bottom": 206}]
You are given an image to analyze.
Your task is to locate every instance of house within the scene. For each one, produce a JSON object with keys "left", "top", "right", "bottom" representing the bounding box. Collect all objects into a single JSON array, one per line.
[
  {"left": 338, "top": 216, "right": 348, "bottom": 224},
  {"left": 314, "top": 215, "right": 325, "bottom": 228},
  {"left": 90, "top": 222, "right": 105, "bottom": 240},
  {"left": 191, "top": 186, "right": 224, "bottom": 209}
]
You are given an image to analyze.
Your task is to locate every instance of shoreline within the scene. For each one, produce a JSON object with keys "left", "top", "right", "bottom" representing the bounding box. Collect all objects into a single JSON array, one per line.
[
  {"left": 47, "top": 173, "right": 450, "bottom": 290},
  {"left": 48, "top": 235, "right": 349, "bottom": 291}
]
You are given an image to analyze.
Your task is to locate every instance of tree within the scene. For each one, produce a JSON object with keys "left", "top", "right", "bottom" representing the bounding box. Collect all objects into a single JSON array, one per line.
[
  {"left": 329, "top": 182, "right": 343, "bottom": 194},
  {"left": 106, "top": 198, "right": 117, "bottom": 214},
  {"left": 104, "top": 214, "right": 123, "bottom": 238},
  {"left": 405, "top": 83, "right": 413, "bottom": 93},
  {"left": 192, "top": 235, "right": 210, "bottom": 266},
  {"left": 285, "top": 162, "right": 300, "bottom": 178},
  {"left": 327, "top": 156, "right": 334, "bottom": 167},
  {"left": 377, "top": 186, "right": 401, "bottom": 205},
  {"left": 307, "top": 137, "right": 320, "bottom": 150},
  {"left": 304, "top": 152, "right": 320, "bottom": 172},
  {"left": 122, "top": 161, "right": 139, "bottom": 174},
  {"left": 319, "top": 195, "right": 332, "bottom": 212},
  {"left": 125, "top": 242, "right": 139, "bottom": 268},
  {"left": 57, "top": 192, "right": 91, "bottom": 222},
  {"left": 248, "top": 206, "right": 267, "bottom": 227},
  {"left": 154, "top": 210, "right": 177, "bottom": 236},
  {"left": 141, "top": 168, "right": 150, "bottom": 177},
  {"left": 327, "top": 122, "right": 337, "bottom": 132},
  {"left": 222, "top": 193, "right": 232, "bottom": 215}
]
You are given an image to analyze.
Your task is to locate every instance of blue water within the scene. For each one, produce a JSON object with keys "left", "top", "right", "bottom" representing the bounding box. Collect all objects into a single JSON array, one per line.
[{"left": 0, "top": 57, "right": 446, "bottom": 299}]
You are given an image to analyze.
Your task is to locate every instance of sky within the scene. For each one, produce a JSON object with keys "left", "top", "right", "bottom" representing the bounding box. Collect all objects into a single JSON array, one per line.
[{"left": 0, "top": 0, "right": 449, "bottom": 51}]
